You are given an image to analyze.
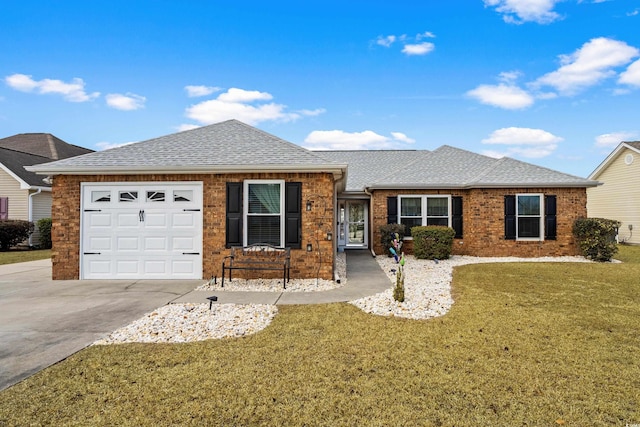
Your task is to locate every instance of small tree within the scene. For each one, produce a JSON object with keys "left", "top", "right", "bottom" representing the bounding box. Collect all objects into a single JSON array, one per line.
[
  {"left": 573, "top": 217, "right": 620, "bottom": 262},
  {"left": 0, "top": 220, "right": 34, "bottom": 251},
  {"left": 36, "top": 218, "right": 52, "bottom": 249}
]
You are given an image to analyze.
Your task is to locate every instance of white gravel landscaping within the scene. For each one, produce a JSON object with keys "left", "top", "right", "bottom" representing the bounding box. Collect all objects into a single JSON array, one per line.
[{"left": 94, "top": 253, "right": 593, "bottom": 344}]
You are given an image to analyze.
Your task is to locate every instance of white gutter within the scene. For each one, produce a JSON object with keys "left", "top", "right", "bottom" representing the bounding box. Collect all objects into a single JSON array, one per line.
[
  {"left": 25, "top": 163, "right": 348, "bottom": 177},
  {"left": 28, "top": 188, "right": 42, "bottom": 247}
]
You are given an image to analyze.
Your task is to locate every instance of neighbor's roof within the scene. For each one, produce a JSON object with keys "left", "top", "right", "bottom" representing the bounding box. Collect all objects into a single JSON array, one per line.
[
  {"left": 0, "top": 147, "right": 53, "bottom": 188},
  {"left": 0, "top": 133, "right": 93, "bottom": 160},
  {"left": 588, "top": 141, "right": 640, "bottom": 180},
  {"left": 27, "top": 120, "right": 347, "bottom": 180},
  {"left": 323, "top": 145, "right": 597, "bottom": 190}
]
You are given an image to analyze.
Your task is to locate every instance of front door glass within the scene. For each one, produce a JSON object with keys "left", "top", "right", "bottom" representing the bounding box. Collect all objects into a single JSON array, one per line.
[{"left": 347, "top": 202, "right": 365, "bottom": 245}]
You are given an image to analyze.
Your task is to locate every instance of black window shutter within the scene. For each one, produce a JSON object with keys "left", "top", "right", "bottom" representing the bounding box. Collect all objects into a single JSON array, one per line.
[
  {"left": 226, "top": 182, "right": 243, "bottom": 248},
  {"left": 452, "top": 196, "right": 463, "bottom": 238},
  {"left": 545, "top": 195, "right": 557, "bottom": 240},
  {"left": 284, "top": 182, "right": 302, "bottom": 249},
  {"left": 504, "top": 195, "right": 516, "bottom": 240},
  {"left": 387, "top": 197, "right": 398, "bottom": 224}
]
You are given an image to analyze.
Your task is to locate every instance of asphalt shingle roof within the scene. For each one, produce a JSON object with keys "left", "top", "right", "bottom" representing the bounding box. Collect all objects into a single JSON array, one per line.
[
  {"left": 323, "top": 145, "right": 596, "bottom": 189},
  {"left": 29, "top": 120, "right": 345, "bottom": 174},
  {"left": 0, "top": 133, "right": 92, "bottom": 160},
  {"left": 0, "top": 148, "right": 53, "bottom": 187},
  {"left": 27, "top": 120, "right": 595, "bottom": 189}
]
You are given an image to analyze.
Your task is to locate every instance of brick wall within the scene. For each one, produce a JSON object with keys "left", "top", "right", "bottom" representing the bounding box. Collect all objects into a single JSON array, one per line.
[
  {"left": 51, "top": 172, "right": 335, "bottom": 280},
  {"left": 371, "top": 187, "right": 587, "bottom": 258}
]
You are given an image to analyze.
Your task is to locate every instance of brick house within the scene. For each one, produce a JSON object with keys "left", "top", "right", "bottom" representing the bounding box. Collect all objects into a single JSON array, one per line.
[{"left": 28, "top": 120, "right": 597, "bottom": 281}]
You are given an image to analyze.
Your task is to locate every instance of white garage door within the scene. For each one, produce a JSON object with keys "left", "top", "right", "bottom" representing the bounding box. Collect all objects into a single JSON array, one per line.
[{"left": 81, "top": 182, "right": 203, "bottom": 279}]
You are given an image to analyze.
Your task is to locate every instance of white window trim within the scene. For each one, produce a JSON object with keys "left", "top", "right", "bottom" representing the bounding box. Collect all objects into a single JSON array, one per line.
[
  {"left": 516, "top": 193, "right": 544, "bottom": 241},
  {"left": 398, "top": 195, "right": 452, "bottom": 238},
  {"left": 243, "top": 180, "right": 285, "bottom": 247}
]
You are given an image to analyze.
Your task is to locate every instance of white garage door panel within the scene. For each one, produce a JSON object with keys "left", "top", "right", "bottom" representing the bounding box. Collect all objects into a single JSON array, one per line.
[
  {"left": 117, "top": 213, "right": 140, "bottom": 227},
  {"left": 144, "top": 236, "right": 168, "bottom": 251},
  {"left": 173, "top": 212, "right": 195, "bottom": 227},
  {"left": 117, "top": 236, "right": 139, "bottom": 251},
  {"left": 89, "top": 213, "right": 112, "bottom": 227},
  {"left": 81, "top": 183, "right": 203, "bottom": 279},
  {"left": 89, "top": 237, "right": 112, "bottom": 251}
]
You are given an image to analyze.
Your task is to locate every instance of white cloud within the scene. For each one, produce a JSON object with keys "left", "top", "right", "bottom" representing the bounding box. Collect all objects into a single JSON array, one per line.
[
  {"left": 534, "top": 37, "right": 640, "bottom": 95},
  {"left": 402, "top": 42, "right": 435, "bottom": 56},
  {"left": 481, "top": 127, "right": 563, "bottom": 158},
  {"left": 376, "top": 35, "right": 397, "bottom": 47},
  {"left": 105, "top": 93, "right": 146, "bottom": 111},
  {"left": 595, "top": 131, "right": 639, "bottom": 148},
  {"left": 184, "top": 85, "right": 221, "bottom": 97},
  {"left": 95, "top": 141, "right": 136, "bottom": 151},
  {"left": 185, "top": 87, "right": 322, "bottom": 126},
  {"left": 5, "top": 73, "right": 99, "bottom": 102},
  {"left": 217, "top": 88, "right": 273, "bottom": 103},
  {"left": 467, "top": 83, "right": 534, "bottom": 109},
  {"left": 390, "top": 132, "right": 415, "bottom": 143},
  {"left": 373, "top": 32, "right": 436, "bottom": 56},
  {"left": 484, "top": 0, "right": 562, "bottom": 24},
  {"left": 297, "top": 108, "right": 326, "bottom": 116},
  {"left": 303, "top": 129, "right": 415, "bottom": 150},
  {"left": 176, "top": 124, "right": 201, "bottom": 132},
  {"left": 619, "top": 59, "right": 640, "bottom": 87}
]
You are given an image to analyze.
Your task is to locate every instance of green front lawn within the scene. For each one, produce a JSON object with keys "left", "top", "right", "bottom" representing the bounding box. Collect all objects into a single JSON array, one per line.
[
  {"left": 0, "top": 249, "right": 51, "bottom": 265},
  {"left": 1, "top": 247, "right": 639, "bottom": 425}
]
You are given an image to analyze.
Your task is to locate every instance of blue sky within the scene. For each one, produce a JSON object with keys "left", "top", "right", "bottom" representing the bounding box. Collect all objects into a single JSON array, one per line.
[{"left": 1, "top": 0, "right": 639, "bottom": 178}]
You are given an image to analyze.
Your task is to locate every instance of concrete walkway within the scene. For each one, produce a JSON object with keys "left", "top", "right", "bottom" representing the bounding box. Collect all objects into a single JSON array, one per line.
[
  {"left": 172, "top": 250, "right": 392, "bottom": 305},
  {"left": 0, "top": 251, "right": 391, "bottom": 391}
]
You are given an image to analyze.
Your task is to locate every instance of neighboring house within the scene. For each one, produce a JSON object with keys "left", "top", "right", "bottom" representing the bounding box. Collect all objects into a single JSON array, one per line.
[
  {"left": 27, "top": 120, "right": 598, "bottom": 281},
  {"left": 0, "top": 133, "right": 93, "bottom": 246},
  {"left": 587, "top": 141, "right": 640, "bottom": 245}
]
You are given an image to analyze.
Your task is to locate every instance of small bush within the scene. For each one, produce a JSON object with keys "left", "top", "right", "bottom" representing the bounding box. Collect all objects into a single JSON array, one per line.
[
  {"left": 36, "top": 218, "right": 52, "bottom": 249},
  {"left": 0, "top": 220, "right": 34, "bottom": 251},
  {"left": 379, "top": 223, "right": 406, "bottom": 257},
  {"left": 573, "top": 217, "right": 620, "bottom": 262},
  {"left": 411, "top": 226, "right": 456, "bottom": 260}
]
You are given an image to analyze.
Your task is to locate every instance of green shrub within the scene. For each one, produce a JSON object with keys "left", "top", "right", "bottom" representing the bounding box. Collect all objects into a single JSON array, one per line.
[
  {"left": 411, "top": 226, "right": 456, "bottom": 260},
  {"left": 0, "top": 220, "right": 34, "bottom": 251},
  {"left": 36, "top": 218, "right": 52, "bottom": 249},
  {"left": 379, "top": 223, "right": 406, "bottom": 257},
  {"left": 573, "top": 217, "right": 620, "bottom": 262}
]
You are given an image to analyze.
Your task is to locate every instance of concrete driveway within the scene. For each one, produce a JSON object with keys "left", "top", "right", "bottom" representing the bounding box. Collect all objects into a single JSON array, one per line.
[{"left": 0, "top": 259, "right": 201, "bottom": 391}]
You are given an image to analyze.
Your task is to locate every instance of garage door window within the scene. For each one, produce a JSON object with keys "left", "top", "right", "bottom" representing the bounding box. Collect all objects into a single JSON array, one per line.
[
  {"left": 92, "top": 191, "right": 111, "bottom": 203},
  {"left": 174, "top": 190, "right": 193, "bottom": 202},
  {"left": 119, "top": 191, "right": 138, "bottom": 202},
  {"left": 147, "top": 191, "right": 165, "bottom": 202}
]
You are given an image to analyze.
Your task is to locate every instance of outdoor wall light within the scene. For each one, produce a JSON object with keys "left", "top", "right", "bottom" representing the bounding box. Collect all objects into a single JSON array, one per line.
[
  {"left": 326, "top": 232, "right": 333, "bottom": 241},
  {"left": 306, "top": 243, "right": 313, "bottom": 252},
  {"left": 306, "top": 201, "right": 312, "bottom": 211}
]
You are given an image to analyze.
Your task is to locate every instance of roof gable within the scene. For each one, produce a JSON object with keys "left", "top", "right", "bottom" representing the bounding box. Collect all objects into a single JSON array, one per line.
[
  {"left": 0, "top": 147, "right": 52, "bottom": 188},
  {"left": 589, "top": 141, "right": 640, "bottom": 180},
  {"left": 28, "top": 120, "right": 346, "bottom": 176}
]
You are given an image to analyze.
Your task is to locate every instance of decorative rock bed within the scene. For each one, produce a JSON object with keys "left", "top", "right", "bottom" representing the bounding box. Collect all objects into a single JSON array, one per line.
[{"left": 94, "top": 253, "right": 592, "bottom": 344}]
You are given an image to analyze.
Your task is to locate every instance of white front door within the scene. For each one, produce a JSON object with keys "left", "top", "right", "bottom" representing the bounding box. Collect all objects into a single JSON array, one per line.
[
  {"left": 337, "top": 200, "right": 368, "bottom": 249},
  {"left": 81, "top": 182, "right": 203, "bottom": 279}
]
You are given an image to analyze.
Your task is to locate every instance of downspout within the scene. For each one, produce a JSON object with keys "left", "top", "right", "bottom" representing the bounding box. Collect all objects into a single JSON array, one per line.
[
  {"left": 28, "top": 188, "right": 42, "bottom": 247},
  {"left": 364, "top": 186, "right": 376, "bottom": 257}
]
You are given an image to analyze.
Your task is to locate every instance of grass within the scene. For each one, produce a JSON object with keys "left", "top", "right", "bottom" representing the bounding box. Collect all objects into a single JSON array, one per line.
[
  {"left": 1, "top": 247, "right": 639, "bottom": 425},
  {"left": 0, "top": 249, "right": 51, "bottom": 265}
]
